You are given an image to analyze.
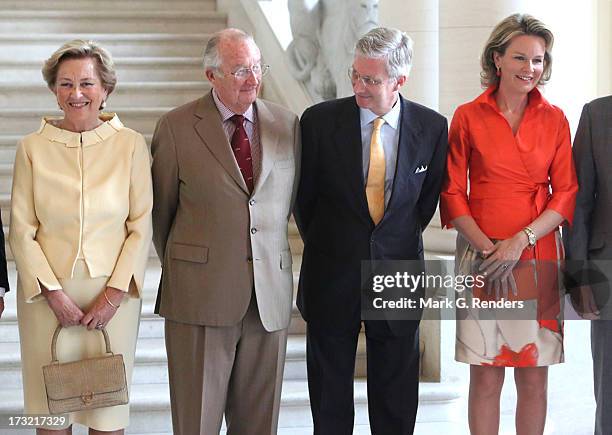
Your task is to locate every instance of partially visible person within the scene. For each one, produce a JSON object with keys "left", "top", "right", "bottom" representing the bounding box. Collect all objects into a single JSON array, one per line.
[
  {"left": 0, "top": 217, "right": 9, "bottom": 319},
  {"left": 295, "top": 27, "right": 448, "bottom": 434},
  {"left": 440, "top": 14, "right": 577, "bottom": 435},
  {"left": 152, "top": 28, "right": 300, "bottom": 435},
  {"left": 9, "top": 39, "right": 152, "bottom": 435},
  {"left": 563, "top": 95, "right": 612, "bottom": 435}
]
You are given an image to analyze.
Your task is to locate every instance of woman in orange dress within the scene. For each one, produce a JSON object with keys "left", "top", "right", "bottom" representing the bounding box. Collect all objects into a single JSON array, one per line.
[{"left": 440, "top": 14, "right": 577, "bottom": 435}]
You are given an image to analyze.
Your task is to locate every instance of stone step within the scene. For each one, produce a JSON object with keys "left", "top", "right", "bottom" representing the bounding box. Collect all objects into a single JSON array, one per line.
[
  {"left": 423, "top": 224, "right": 457, "bottom": 255},
  {"left": 0, "top": 380, "right": 462, "bottom": 434},
  {"left": 0, "top": 305, "right": 308, "bottom": 344},
  {"left": 0, "top": 329, "right": 367, "bottom": 389},
  {"left": 0, "top": 258, "right": 303, "bottom": 321},
  {"left": 0, "top": 57, "right": 205, "bottom": 82},
  {"left": 0, "top": 106, "right": 170, "bottom": 135},
  {"left": 0, "top": 0, "right": 216, "bottom": 11},
  {"left": 0, "top": 81, "right": 210, "bottom": 109},
  {"left": 0, "top": 313, "right": 168, "bottom": 344},
  {"left": 0, "top": 263, "right": 308, "bottom": 339},
  {"left": 0, "top": 34, "right": 212, "bottom": 60},
  {"left": 0, "top": 303, "right": 307, "bottom": 343},
  {"left": 0, "top": 163, "right": 10, "bottom": 192},
  {"left": 0, "top": 11, "right": 227, "bottom": 34}
]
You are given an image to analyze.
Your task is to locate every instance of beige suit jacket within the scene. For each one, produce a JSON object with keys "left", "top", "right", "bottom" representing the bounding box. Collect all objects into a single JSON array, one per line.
[
  {"left": 151, "top": 92, "right": 300, "bottom": 332},
  {"left": 9, "top": 114, "right": 153, "bottom": 303}
]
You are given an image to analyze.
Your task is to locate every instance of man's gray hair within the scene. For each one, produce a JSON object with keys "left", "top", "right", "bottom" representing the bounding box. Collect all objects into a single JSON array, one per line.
[
  {"left": 203, "top": 28, "right": 256, "bottom": 71},
  {"left": 355, "top": 27, "right": 413, "bottom": 77}
]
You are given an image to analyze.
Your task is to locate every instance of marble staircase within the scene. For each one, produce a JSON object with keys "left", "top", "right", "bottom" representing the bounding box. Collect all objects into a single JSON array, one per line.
[
  {"left": 0, "top": 1, "right": 360, "bottom": 433},
  {"left": 0, "top": 1, "right": 461, "bottom": 433}
]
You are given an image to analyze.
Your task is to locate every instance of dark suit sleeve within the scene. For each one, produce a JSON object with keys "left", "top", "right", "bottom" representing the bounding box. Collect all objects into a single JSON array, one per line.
[
  {"left": 289, "top": 114, "right": 302, "bottom": 216},
  {"left": 417, "top": 117, "right": 449, "bottom": 230},
  {"left": 293, "top": 108, "right": 319, "bottom": 240},
  {"left": 0, "top": 213, "right": 9, "bottom": 292},
  {"left": 151, "top": 115, "right": 179, "bottom": 261},
  {"left": 564, "top": 102, "right": 595, "bottom": 261}
]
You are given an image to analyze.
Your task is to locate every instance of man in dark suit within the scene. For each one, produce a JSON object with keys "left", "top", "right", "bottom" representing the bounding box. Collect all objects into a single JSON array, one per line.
[
  {"left": 295, "top": 27, "right": 448, "bottom": 434},
  {"left": 563, "top": 95, "right": 612, "bottom": 435},
  {"left": 0, "top": 215, "right": 10, "bottom": 319}
]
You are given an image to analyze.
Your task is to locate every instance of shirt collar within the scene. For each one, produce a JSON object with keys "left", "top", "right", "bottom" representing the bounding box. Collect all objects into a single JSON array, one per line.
[
  {"left": 359, "top": 96, "right": 401, "bottom": 130},
  {"left": 476, "top": 85, "right": 548, "bottom": 112},
  {"left": 212, "top": 89, "right": 255, "bottom": 124},
  {"left": 37, "top": 113, "right": 124, "bottom": 148}
]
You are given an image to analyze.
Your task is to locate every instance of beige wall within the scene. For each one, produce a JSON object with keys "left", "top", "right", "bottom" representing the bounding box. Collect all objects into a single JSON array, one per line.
[{"left": 379, "top": 0, "right": 440, "bottom": 110}]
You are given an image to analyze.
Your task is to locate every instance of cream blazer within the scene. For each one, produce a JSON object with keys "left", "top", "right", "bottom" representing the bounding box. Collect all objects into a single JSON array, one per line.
[{"left": 9, "top": 114, "right": 153, "bottom": 303}]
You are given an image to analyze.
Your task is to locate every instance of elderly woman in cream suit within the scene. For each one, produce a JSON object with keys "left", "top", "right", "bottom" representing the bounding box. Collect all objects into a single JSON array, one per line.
[{"left": 9, "top": 40, "right": 152, "bottom": 435}]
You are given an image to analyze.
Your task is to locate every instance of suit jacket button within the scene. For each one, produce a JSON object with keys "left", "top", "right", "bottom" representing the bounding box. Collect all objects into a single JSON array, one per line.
[
  {"left": 249, "top": 199, "right": 256, "bottom": 206},
  {"left": 251, "top": 228, "right": 257, "bottom": 234},
  {"left": 247, "top": 256, "right": 253, "bottom": 262}
]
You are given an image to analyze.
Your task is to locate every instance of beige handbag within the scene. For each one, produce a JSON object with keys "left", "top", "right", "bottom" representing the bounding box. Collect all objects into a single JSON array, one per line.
[{"left": 42, "top": 325, "right": 129, "bottom": 415}]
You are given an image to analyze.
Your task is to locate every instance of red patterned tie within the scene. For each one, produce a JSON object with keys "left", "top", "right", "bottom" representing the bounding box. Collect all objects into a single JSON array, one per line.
[{"left": 230, "top": 114, "right": 254, "bottom": 193}]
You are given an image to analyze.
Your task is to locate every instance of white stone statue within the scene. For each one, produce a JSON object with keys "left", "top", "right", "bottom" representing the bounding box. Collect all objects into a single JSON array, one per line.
[{"left": 287, "top": 0, "right": 380, "bottom": 102}]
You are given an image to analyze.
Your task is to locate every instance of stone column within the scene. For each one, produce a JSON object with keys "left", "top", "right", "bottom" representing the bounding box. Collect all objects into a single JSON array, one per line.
[
  {"left": 379, "top": 0, "right": 442, "bottom": 382},
  {"left": 379, "top": 0, "right": 439, "bottom": 109},
  {"left": 597, "top": 0, "right": 612, "bottom": 96}
]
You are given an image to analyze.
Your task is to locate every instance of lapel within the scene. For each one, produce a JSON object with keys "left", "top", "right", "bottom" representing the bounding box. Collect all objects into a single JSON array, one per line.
[
  {"left": 253, "top": 99, "right": 279, "bottom": 193},
  {"left": 386, "top": 95, "right": 424, "bottom": 210},
  {"left": 193, "top": 92, "right": 249, "bottom": 194},
  {"left": 332, "top": 97, "right": 371, "bottom": 222}
]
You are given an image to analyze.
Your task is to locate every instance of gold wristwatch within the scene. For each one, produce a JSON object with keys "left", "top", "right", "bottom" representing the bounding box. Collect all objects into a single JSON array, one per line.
[{"left": 522, "top": 226, "right": 536, "bottom": 247}]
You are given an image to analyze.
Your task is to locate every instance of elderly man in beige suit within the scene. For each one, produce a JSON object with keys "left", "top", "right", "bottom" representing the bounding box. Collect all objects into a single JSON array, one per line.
[{"left": 151, "top": 28, "right": 300, "bottom": 435}]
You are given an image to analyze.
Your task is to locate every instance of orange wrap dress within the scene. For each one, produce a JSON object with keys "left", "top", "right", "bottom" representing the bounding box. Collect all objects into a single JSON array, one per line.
[{"left": 440, "top": 86, "right": 578, "bottom": 366}]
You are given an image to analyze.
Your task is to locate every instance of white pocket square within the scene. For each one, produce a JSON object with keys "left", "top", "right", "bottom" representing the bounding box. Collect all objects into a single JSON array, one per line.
[{"left": 414, "top": 165, "right": 428, "bottom": 174}]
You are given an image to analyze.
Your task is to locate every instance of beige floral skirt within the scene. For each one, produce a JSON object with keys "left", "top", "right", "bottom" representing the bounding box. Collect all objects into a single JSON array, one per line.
[{"left": 454, "top": 234, "right": 564, "bottom": 367}]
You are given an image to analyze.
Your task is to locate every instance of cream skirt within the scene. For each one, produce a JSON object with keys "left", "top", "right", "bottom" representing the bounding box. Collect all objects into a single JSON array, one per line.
[
  {"left": 454, "top": 234, "right": 564, "bottom": 367},
  {"left": 17, "top": 260, "right": 142, "bottom": 431}
]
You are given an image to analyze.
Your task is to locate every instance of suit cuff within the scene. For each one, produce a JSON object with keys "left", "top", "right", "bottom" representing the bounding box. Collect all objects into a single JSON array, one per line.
[{"left": 0, "top": 287, "right": 6, "bottom": 297}]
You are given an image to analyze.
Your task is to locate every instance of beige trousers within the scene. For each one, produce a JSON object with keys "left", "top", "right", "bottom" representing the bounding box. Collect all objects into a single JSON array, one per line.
[{"left": 164, "top": 294, "right": 288, "bottom": 435}]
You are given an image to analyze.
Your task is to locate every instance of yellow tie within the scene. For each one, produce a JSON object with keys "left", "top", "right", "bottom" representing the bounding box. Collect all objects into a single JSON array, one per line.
[{"left": 366, "top": 117, "right": 385, "bottom": 225}]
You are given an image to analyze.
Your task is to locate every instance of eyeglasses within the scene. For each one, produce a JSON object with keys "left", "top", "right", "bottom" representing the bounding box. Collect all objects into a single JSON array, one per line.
[
  {"left": 226, "top": 64, "right": 270, "bottom": 80},
  {"left": 348, "top": 67, "right": 388, "bottom": 87}
]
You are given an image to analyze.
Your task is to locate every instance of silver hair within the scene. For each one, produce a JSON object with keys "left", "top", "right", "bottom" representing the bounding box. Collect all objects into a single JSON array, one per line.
[
  {"left": 354, "top": 27, "right": 413, "bottom": 77},
  {"left": 42, "top": 39, "right": 117, "bottom": 93},
  {"left": 203, "top": 28, "right": 256, "bottom": 72}
]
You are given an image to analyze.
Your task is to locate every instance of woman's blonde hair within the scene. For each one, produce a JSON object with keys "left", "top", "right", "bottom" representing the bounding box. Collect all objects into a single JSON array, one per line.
[
  {"left": 42, "top": 39, "right": 117, "bottom": 94},
  {"left": 480, "top": 13, "right": 554, "bottom": 88}
]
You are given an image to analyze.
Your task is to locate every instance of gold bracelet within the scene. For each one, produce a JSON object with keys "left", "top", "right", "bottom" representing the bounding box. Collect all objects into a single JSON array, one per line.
[{"left": 104, "top": 290, "right": 120, "bottom": 309}]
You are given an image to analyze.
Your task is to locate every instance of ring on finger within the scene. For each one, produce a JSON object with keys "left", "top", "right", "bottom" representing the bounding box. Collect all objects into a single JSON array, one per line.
[
  {"left": 95, "top": 322, "right": 104, "bottom": 330},
  {"left": 501, "top": 264, "right": 508, "bottom": 270}
]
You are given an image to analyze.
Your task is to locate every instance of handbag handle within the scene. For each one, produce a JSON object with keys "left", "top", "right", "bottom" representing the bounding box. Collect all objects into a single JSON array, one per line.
[{"left": 50, "top": 325, "right": 113, "bottom": 363}]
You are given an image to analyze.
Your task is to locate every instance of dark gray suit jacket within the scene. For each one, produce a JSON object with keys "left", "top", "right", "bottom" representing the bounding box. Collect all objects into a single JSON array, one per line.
[
  {"left": 564, "top": 96, "right": 612, "bottom": 310},
  {"left": 564, "top": 96, "right": 612, "bottom": 261},
  {"left": 295, "top": 95, "right": 448, "bottom": 334}
]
